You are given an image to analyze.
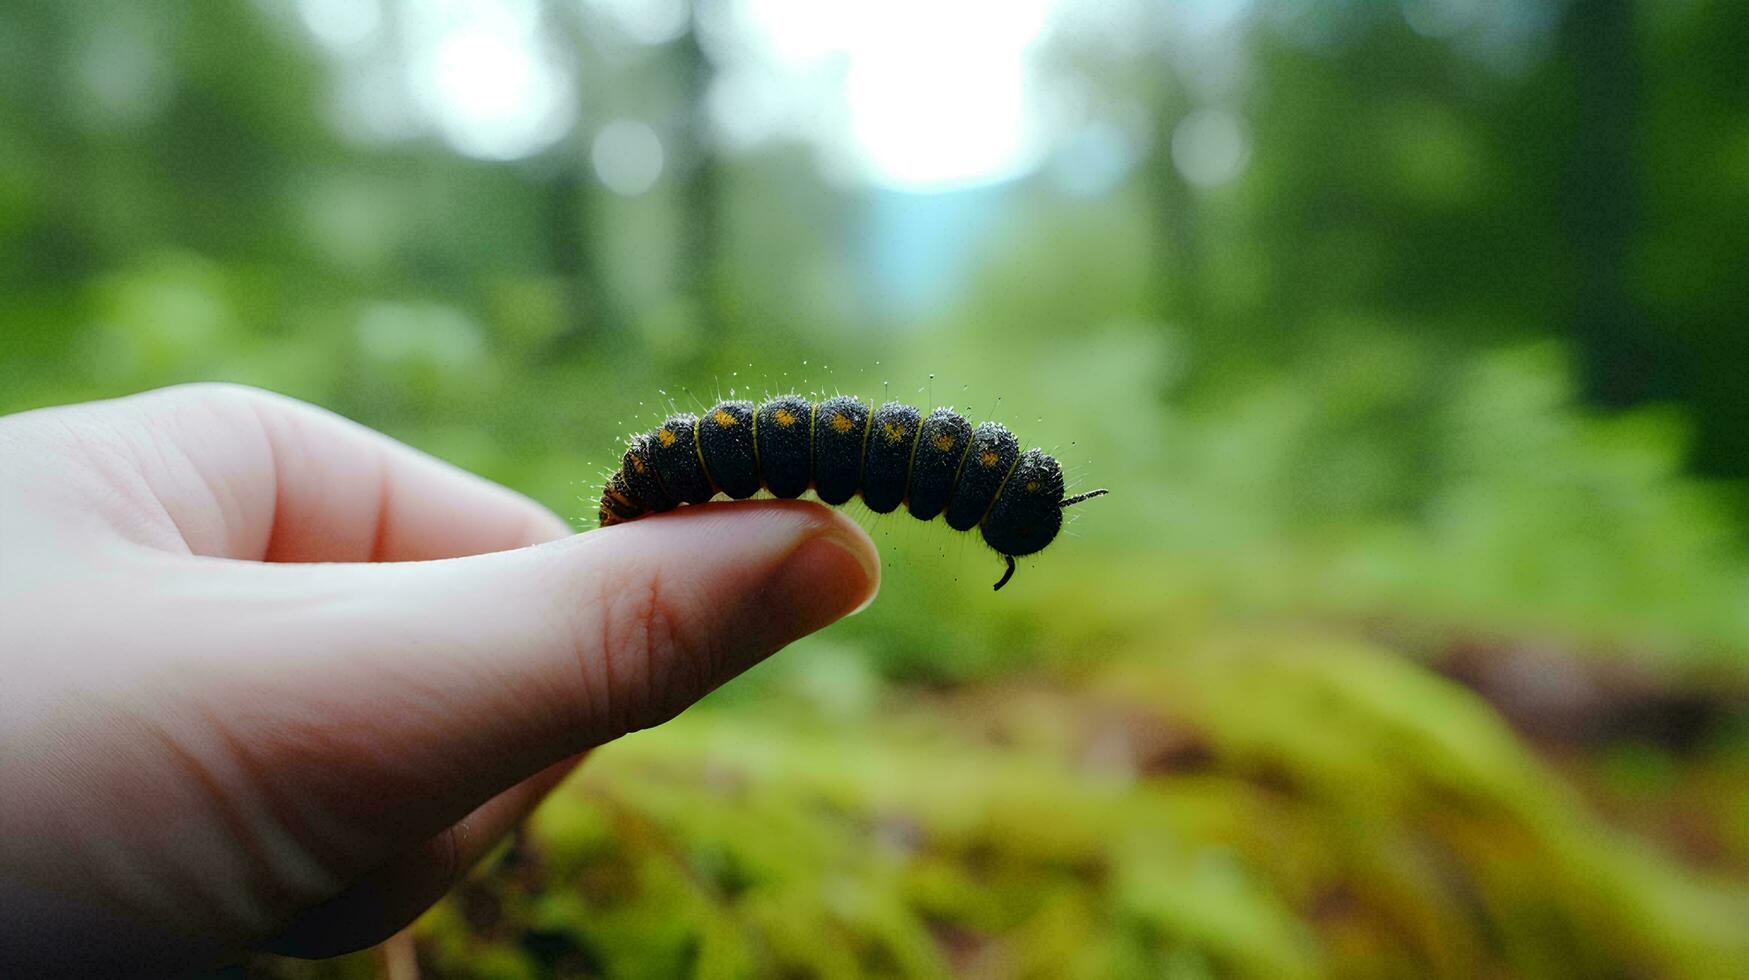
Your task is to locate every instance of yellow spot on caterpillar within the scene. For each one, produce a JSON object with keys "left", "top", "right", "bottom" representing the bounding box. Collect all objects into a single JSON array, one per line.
[
  {"left": 980, "top": 451, "right": 999, "bottom": 468},
  {"left": 881, "top": 422, "right": 908, "bottom": 443},
  {"left": 829, "top": 413, "right": 855, "bottom": 434},
  {"left": 1025, "top": 480, "right": 1041, "bottom": 493},
  {"left": 712, "top": 409, "right": 738, "bottom": 427},
  {"left": 933, "top": 433, "right": 957, "bottom": 452},
  {"left": 773, "top": 408, "right": 798, "bottom": 427},
  {"left": 656, "top": 429, "right": 678, "bottom": 447}
]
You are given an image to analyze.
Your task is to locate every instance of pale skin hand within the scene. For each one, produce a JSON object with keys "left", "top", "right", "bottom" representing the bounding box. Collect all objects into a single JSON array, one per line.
[{"left": 0, "top": 383, "right": 879, "bottom": 975}]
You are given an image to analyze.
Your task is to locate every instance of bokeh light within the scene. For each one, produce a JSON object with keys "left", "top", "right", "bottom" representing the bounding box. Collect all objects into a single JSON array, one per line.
[
  {"left": 591, "top": 119, "right": 665, "bottom": 196},
  {"left": 1170, "top": 108, "right": 1250, "bottom": 188}
]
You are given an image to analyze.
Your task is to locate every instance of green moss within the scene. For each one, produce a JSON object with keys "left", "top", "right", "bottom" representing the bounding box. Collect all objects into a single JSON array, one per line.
[{"left": 269, "top": 633, "right": 1747, "bottom": 979}]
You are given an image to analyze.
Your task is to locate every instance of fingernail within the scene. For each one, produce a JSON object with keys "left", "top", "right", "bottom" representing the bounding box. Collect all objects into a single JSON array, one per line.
[
  {"left": 772, "top": 523, "right": 881, "bottom": 635},
  {"left": 827, "top": 526, "right": 882, "bottom": 616}
]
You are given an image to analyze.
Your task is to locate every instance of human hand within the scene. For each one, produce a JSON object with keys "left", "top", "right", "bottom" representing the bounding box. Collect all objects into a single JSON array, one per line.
[{"left": 0, "top": 383, "right": 878, "bottom": 975}]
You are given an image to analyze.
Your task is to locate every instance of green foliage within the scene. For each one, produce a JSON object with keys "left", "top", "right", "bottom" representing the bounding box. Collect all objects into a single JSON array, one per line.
[{"left": 832, "top": 310, "right": 1749, "bottom": 681}]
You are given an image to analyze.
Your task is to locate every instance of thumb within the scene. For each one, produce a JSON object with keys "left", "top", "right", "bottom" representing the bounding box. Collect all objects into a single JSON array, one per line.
[{"left": 180, "top": 500, "right": 878, "bottom": 863}]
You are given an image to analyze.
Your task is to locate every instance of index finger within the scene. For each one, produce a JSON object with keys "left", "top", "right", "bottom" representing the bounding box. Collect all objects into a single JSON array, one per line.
[{"left": 90, "top": 383, "right": 573, "bottom": 562}]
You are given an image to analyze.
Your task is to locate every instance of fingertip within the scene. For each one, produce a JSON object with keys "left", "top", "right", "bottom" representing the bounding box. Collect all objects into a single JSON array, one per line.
[
  {"left": 623, "top": 500, "right": 880, "bottom": 620},
  {"left": 569, "top": 500, "right": 881, "bottom": 707},
  {"left": 801, "top": 509, "right": 881, "bottom": 618},
  {"left": 776, "top": 523, "right": 882, "bottom": 631},
  {"left": 522, "top": 505, "right": 578, "bottom": 546}
]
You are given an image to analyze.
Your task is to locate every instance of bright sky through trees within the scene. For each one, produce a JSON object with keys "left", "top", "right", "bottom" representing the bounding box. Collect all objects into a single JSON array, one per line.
[{"left": 296, "top": 0, "right": 1090, "bottom": 190}]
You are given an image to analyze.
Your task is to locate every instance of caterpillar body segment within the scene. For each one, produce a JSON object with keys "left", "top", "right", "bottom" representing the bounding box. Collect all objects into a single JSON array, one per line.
[
  {"left": 754, "top": 395, "right": 813, "bottom": 499},
  {"left": 906, "top": 408, "right": 973, "bottom": 521},
  {"left": 620, "top": 433, "right": 677, "bottom": 513},
  {"left": 599, "top": 397, "right": 1107, "bottom": 590},
  {"left": 862, "top": 401, "right": 923, "bottom": 514},
  {"left": 811, "top": 395, "right": 870, "bottom": 506},
  {"left": 698, "top": 400, "right": 759, "bottom": 499},
  {"left": 944, "top": 422, "right": 1020, "bottom": 533},
  {"left": 649, "top": 414, "right": 712, "bottom": 504},
  {"left": 983, "top": 449, "right": 1065, "bottom": 558}
]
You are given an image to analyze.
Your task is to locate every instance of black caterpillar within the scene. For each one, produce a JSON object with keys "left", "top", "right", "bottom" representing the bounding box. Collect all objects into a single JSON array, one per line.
[{"left": 597, "top": 395, "right": 1108, "bottom": 590}]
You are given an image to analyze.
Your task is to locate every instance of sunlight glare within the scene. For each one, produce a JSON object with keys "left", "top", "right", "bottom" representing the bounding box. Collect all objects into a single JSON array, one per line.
[
  {"left": 731, "top": 0, "right": 1057, "bottom": 192},
  {"left": 404, "top": 0, "right": 575, "bottom": 161}
]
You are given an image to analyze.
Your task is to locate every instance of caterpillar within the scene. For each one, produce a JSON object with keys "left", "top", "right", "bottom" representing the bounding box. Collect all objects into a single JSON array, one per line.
[{"left": 597, "top": 395, "right": 1108, "bottom": 590}]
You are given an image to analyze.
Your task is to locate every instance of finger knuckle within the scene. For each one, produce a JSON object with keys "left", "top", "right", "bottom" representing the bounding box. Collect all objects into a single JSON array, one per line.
[
  {"left": 163, "top": 380, "right": 277, "bottom": 409},
  {"left": 572, "top": 563, "right": 719, "bottom": 737}
]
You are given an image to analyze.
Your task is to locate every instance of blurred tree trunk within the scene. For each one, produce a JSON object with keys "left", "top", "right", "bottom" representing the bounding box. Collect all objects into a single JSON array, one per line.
[
  {"left": 674, "top": 1, "right": 724, "bottom": 341},
  {"left": 1558, "top": 0, "right": 1662, "bottom": 407},
  {"left": 541, "top": 3, "right": 617, "bottom": 358},
  {"left": 544, "top": 157, "right": 616, "bottom": 347},
  {"left": 1149, "top": 93, "right": 1207, "bottom": 331}
]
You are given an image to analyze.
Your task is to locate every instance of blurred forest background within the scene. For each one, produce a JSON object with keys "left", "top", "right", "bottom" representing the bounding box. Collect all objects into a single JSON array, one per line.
[{"left": 4, "top": 0, "right": 1749, "bottom": 976}]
